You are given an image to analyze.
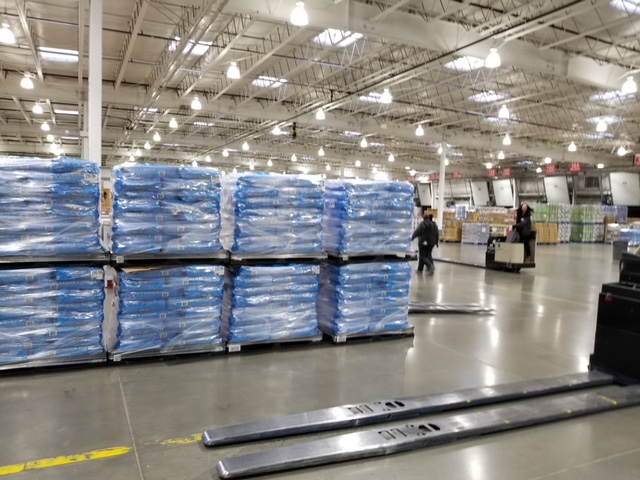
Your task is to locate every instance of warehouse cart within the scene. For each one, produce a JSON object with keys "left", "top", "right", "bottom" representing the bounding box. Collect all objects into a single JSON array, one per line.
[{"left": 485, "top": 231, "right": 536, "bottom": 272}]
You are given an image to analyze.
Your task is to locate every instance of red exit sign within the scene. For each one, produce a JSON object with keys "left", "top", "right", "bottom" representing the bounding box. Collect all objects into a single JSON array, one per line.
[
  {"left": 502, "top": 167, "right": 512, "bottom": 176},
  {"left": 545, "top": 164, "right": 558, "bottom": 174},
  {"left": 569, "top": 162, "right": 583, "bottom": 172},
  {"left": 487, "top": 168, "right": 497, "bottom": 177},
  {"left": 635, "top": 154, "right": 640, "bottom": 166},
  {"left": 429, "top": 173, "right": 439, "bottom": 181},
  {"left": 452, "top": 171, "right": 462, "bottom": 179}
]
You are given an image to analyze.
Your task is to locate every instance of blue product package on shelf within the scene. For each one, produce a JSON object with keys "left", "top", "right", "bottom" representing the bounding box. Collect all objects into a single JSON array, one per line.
[
  {"left": 222, "top": 264, "right": 321, "bottom": 343},
  {"left": 111, "top": 163, "right": 222, "bottom": 255},
  {"left": 0, "top": 266, "right": 105, "bottom": 367},
  {"left": 220, "top": 173, "right": 324, "bottom": 255},
  {"left": 108, "top": 265, "right": 225, "bottom": 356},
  {"left": 318, "top": 262, "right": 412, "bottom": 336},
  {"left": 322, "top": 180, "right": 414, "bottom": 255},
  {"left": 0, "top": 157, "right": 104, "bottom": 257}
]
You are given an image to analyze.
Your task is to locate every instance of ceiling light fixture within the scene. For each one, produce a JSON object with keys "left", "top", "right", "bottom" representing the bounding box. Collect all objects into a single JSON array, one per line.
[
  {"left": 205, "top": 155, "right": 212, "bottom": 163},
  {"left": 536, "top": 167, "right": 542, "bottom": 173},
  {"left": 144, "top": 141, "right": 151, "bottom": 150},
  {"left": 134, "top": 148, "right": 142, "bottom": 157},
  {"left": 315, "top": 108, "right": 325, "bottom": 120},
  {"left": 486, "top": 162, "right": 493, "bottom": 169},
  {"left": 498, "top": 104, "right": 509, "bottom": 119},
  {"left": 415, "top": 124, "right": 424, "bottom": 136},
  {"left": 379, "top": 88, "right": 393, "bottom": 104},
  {"left": 291, "top": 153, "right": 297, "bottom": 162},
  {"left": 169, "top": 117, "right": 178, "bottom": 129},
  {"left": 191, "top": 95, "right": 202, "bottom": 110},
  {"left": 372, "top": 166, "right": 378, "bottom": 173},
  {"left": 388, "top": 153, "right": 395, "bottom": 162},
  {"left": 290, "top": 1, "right": 309, "bottom": 26},
  {"left": 444, "top": 158, "right": 449, "bottom": 166},
  {"left": 437, "top": 146, "right": 443, "bottom": 155},
  {"left": 326, "top": 164, "right": 331, "bottom": 171},
  {"left": 597, "top": 163, "right": 604, "bottom": 169},
  {"left": 271, "top": 125, "right": 283, "bottom": 135},
  {"left": 32, "top": 102, "right": 43, "bottom": 114},
  {"left": 227, "top": 61, "right": 241, "bottom": 79},
  {"left": 222, "top": 149, "right": 229, "bottom": 157},
  {"left": 0, "top": 23, "right": 16, "bottom": 44},
  {"left": 485, "top": 48, "right": 501, "bottom": 68},
  {"left": 544, "top": 157, "right": 552, "bottom": 164},
  {"left": 242, "top": 141, "right": 249, "bottom": 151},
  {"left": 568, "top": 141, "right": 577, "bottom": 152},
  {"left": 360, "top": 137, "right": 368, "bottom": 148},
  {"left": 249, "top": 164, "right": 255, "bottom": 171},
  {"left": 232, "top": 167, "right": 238, "bottom": 173},
  {"left": 318, "top": 146, "right": 325, "bottom": 156},
  {"left": 40, "top": 121, "right": 50, "bottom": 131},
  {"left": 618, "top": 146, "right": 628, "bottom": 156},
  {"left": 503, "top": 134, "right": 511, "bottom": 146},
  {"left": 498, "top": 151, "right": 505, "bottom": 160},
  {"left": 621, "top": 76, "right": 637, "bottom": 95},
  {"left": 129, "top": 154, "right": 135, "bottom": 162},
  {"left": 267, "top": 159, "right": 273, "bottom": 167},
  {"left": 596, "top": 120, "right": 607, "bottom": 132},
  {"left": 21, "top": 73, "right": 34, "bottom": 89},
  {"left": 302, "top": 167, "right": 309, "bottom": 174},
  {"left": 355, "top": 160, "right": 361, "bottom": 167},
  {"left": 153, "top": 131, "right": 161, "bottom": 142},
  {"left": 192, "top": 160, "right": 198, "bottom": 167},
  {"left": 410, "top": 169, "right": 416, "bottom": 176},
  {"left": 46, "top": 134, "right": 54, "bottom": 142}
]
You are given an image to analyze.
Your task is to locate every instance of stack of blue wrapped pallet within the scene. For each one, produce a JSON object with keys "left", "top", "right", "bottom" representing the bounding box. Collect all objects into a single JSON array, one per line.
[
  {"left": 319, "top": 179, "right": 414, "bottom": 340},
  {"left": 111, "top": 163, "right": 222, "bottom": 254},
  {"left": 222, "top": 264, "right": 321, "bottom": 344},
  {"left": 107, "top": 266, "right": 225, "bottom": 357},
  {"left": 220, "top": 173, "right": 323, "bottom": 255},
  {"left": 322, "top": 180, "right": 414, "bottom": 255},
  {"left": 0, "top": 267, "right": 105, "bottom": 367},
  {"left": 0, "top": 157, "right": 103, "bottom": 256}
]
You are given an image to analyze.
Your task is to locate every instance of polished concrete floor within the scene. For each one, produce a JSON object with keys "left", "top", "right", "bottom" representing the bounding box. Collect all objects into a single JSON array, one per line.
[{"left": 2, "top": 244, "right": 640, "bottom": 480}]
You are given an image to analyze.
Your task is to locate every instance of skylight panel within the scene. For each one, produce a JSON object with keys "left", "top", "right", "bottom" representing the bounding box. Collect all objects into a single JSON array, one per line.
[
  {"left": 313, "top": 28, "right": 363, "bottom": 47},
  {"left": 444, "top": 56, "right": 484, "bottom": 72},
  {"left": 39, "top": 47, "right": 78, "bottom": 63},
  {"left": 468, "top": 90, "right": 509, "bottom": 103},
  {"left": 252, "top": 76, "right": 288, "bottom": 88}
]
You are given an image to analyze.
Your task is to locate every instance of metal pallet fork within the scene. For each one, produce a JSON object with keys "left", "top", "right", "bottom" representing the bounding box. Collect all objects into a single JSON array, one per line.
[
  {"left": 216, "top": 385, "right": 640, "bottom": 479},
  {"left": 202, "top": 371, "right": 612, "bottom": 447},
  {"left": 409, "top": 302, "right": 494, "bottom": 314}
]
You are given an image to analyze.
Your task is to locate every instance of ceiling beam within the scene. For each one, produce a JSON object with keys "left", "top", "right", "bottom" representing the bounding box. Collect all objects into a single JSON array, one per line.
[
  {"left": 113, "top": 0, "right": 149, "bottom": 89},
  {"left": 15, "top": 0, "right": 43, "bottom": 81}
]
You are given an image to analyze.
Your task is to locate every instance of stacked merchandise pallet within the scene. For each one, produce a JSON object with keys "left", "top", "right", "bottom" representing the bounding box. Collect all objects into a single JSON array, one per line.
[
  {"left": 620, "top": 222, "right": 640, "bottom": 247},
  {"left": 462, "top": 223, "right": 490, "bottom": 245},
  {"left": 570, "top": 205, "right": 605, "bottom": 243},
  {"left": 319, "top": 180, "right": 414, "bottom": 342},
  {"left": 108, "top": 163, "right": 226, "bottom": 359},
  {"left": 603, "top": 206, "right": 628, "bottom": 244},
  {"left": 533, "top": 204, "right": 573, "bottom": 243},
  {"left": 105, "top": 266, "right": 225, "bottom": 359},
  {"left": 0, "top": 156, "right": 107, "bottom": 369},
  {"left": 221, "top": 173, "right": 324, "bottom": 349}
]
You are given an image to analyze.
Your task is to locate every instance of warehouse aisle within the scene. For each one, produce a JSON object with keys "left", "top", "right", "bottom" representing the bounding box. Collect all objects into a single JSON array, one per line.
[{"left": 2, "top": 244, "right": 639, "bottom": 480}]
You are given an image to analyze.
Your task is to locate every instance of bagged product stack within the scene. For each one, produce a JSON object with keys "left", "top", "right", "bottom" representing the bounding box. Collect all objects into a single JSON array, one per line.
[
  {"left": 220, "top": 173, "right": 323, "bottom": 255},
  {"left": 0, "top": 157, "right": 103, "bottom": 256},
  {"left": 222, "top": 264, "right": 321, "bottom": 343},
  {"left": 107, "top": 266, "right": 225, "bottom": 356},
  {"left": 322, "top": 180, "right": 414, "bottom": 255},
  {"left": 0, "top": 267, "right": 105, "bottom": 367},
  {"left": 317, "top": 262, "right": 412, "bottom": 336},
  {"left": 111, "top": 163, "right": 222, "bottom": 254},
  {"left": 570, "top": 205, "right": 605, "bottom": 242}
]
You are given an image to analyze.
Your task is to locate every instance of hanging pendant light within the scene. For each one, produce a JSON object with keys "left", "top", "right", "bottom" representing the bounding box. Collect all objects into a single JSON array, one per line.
[
  {"left": 536, "top": 167, "right": 542, "bottom": 173},
  {"left": 0, "top": 23, "right": 16, "bottom": 44},
  {"left": 617, "top": 146, "right": 628, "bottom": 156},
  {"left": 315, "top": 108, "right": 325, "bottom": 120},
  {"left": 291, "top": 153, "right": 297, "bottom": 162},
  {"left": 498, "top": 104, "right": 509, "bottom": 119},
  {"left": 568, "top": 142, "right": 577, "bottom": 152},
  {"left": 326, "top": 164, "right": 331, "bottom": 171},
  {"left": 372, "top": 166, "right": 378, "bottom": 173},
  {"left": 222, "top": 149, "right": 229, "bottom": 157},
  {"left": 290, "top": 2, "right": 309, "bottom": 26},
  {"left": 388, "top": 153, "right": 395, "bottom": 162},
  {"left": 153, "top": 131, "right": 161, "bottom": 142},
  {"left": 227, "top": 62, "right": 241, "bottom": 79},
  {"left": 437, "top": 145, "right": 443, "bottom": 155},
  {"left": 486, "top": 162, "right": 493, "bottom": 169},
  {"left": 444, "top": 158, "right": 449, "bottom": 166},
  {"left": 497, "top": 151, "right": 505, "bottom": 160},
  {"left": 191, "top": 95, "right": 202, "bottom": 110},
  {"left": 192, "top": 160, "right": 198, "bottom": 167},
  {"left": 544, "top": 157, "right": 552, "bottom": 164},
  {"left": 134, "top": 148, "right": 142, "bottom": 157},
  {"left": 249, "top": 164, "right": 255, "bottom": 170},
  {"left": 129, "top": 154, "right": 135, "bottom": 162},
  {"left": 596, "top": 120, "right": 607, "bottom": 132},
  {"left": 169, "top": 117, "right": 178, "bottom": 129},
  {"left": 415, "top": 124, "right": 424, "bottom": 136},
  {"left": 21, "top": 73, "right": 34, "bottom": 89},
  {"left": 318, "top": 146, "right": 325, "bottom": 156},
  {"left": 32, "top": 102, "right": 44, "bottom": 114},
  {"left": 380, "top": 88, "right": 393, "bottom": 104},
  {"left": 360, "top": 137, "right": 368, "bottom": 148},
  {"left": 205, "top": 155, "right": 212, "bottom": 163},
  {"left": 242, "top": 141, "right": 249, "bottom": 151},
  {"left": 485, "top": 48, "right": 501, "bottom": 68},
  {"left": 271, "top": 125, "right": 283, "bottom": 135},
  {"left": 46, "top": 134, "right": 54, "bottom": 142},
  {"left": 144, "top": 141, "right": 151, "bottom": 150},
  {"left": 597, "top": 163, "right": 604, "bottom": 169},
  {"left": 355, "top": 160, "right": 361, "bottom": 167},
  {"left": 41, "top": 121, "right": 50, "bottom": 131},
  {"left": 621, "top": 76, "right": 637, "bottom": 95},
  {"left": 267, "top": 159, "right": 273, "bottom": 167},
  {"left": 502, "top": 133, "right": 511, "bottom": 146}
]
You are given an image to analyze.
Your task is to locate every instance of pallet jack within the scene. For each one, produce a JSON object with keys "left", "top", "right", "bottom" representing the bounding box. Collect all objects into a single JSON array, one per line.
[{"left": 203, "top": 252, "right": 640, "bottom": 479}]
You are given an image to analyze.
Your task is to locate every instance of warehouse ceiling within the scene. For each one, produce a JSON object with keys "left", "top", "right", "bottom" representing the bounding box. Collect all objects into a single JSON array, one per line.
[{"left": 0, "top": 0, "right": 638, "bottom": 179}]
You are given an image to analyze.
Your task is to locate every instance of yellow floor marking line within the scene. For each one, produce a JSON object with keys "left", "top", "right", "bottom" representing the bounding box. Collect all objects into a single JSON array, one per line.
[
  {"left": 156, "top": 433, "right": 203, "bottom": 446},
  {"left": 0, "top": 446, "right": 132, "bottom": 477}
]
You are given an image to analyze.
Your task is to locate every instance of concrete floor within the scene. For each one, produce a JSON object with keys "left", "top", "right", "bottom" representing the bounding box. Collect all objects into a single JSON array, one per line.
[{"left": 2, "top": 243, "right": 640, "bottom": 480}]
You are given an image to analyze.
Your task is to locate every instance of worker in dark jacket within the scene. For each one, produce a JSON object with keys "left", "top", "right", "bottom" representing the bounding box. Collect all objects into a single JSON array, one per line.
[
  {"left": 514, "top": 203, "right": 534, "bottom": 262},
  {"left": 411, "top": 213, "right": 439, "bottom": 274}
]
